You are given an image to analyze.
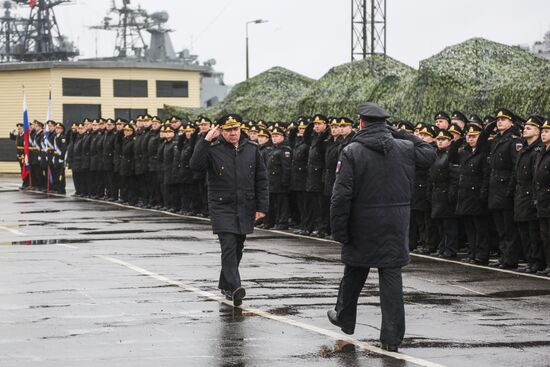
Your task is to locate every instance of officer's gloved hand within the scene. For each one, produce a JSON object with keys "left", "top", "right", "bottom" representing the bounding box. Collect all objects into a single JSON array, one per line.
[{"left": 484, "top": 121, "right": 497, "bottom": 133}]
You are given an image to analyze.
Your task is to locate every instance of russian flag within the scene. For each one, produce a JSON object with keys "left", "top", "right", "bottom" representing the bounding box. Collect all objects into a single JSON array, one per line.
[{"left": 22, "top": 93, "right": 30, "bottom": 181}]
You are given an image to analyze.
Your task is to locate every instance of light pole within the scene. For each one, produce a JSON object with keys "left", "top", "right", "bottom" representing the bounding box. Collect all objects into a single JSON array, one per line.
[{"left": 246, "top": 19, "right": 268, "bottom": 80}]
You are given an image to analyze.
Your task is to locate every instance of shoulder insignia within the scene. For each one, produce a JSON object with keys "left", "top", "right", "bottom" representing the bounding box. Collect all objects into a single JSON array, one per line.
[
  {"left": 515, "top": 142, "right": 524, "bottom": 152},
  {"left": 210, "top": 140, "right": 220, "bottom": 146},
  {"left": 284, "top": 151, "right": 291, "bottom": 158},
  {"left": 535, "top": 146, "right": 542, "bottom": 152}
]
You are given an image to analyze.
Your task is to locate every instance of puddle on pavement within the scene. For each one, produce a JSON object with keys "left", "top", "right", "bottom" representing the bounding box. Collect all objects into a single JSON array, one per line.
[
  {"left": 486, "top": 289, "right": 550, "bottom": 298},
  {"left": 404, "top": 292, "right": 459, "bottom": 306},
  {"left": 402, "top": 337, "right": 550, "bottom": 349},
  {"left": 5, "top": 239, "right": 92, "bottom": 246},
  {"left": 20, "top": 209, "right": 61, "bottom": 214},
  {"left": 29, "top": 304, "right": 70, "bottom": 309},
  {"left": 79, "top": 229, "right": 160, "bottom": 235}
]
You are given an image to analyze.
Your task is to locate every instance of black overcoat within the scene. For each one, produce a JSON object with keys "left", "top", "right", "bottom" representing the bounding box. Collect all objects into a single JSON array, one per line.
[
  {"left": 330, "top": 123, "right": 436, "bottom": 268},
  {"left": 190, "top": 135, "right": 269, "bottom": 235}
]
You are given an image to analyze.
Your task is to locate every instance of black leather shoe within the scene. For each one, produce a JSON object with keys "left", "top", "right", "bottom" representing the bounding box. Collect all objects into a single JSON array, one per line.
[
  {"left": 326, "top": 310, "right": 354, "bottom": 335},
  {"left": 499, "top": 263, "right": 517, "bottom": 270},
  {"left": 381, "top": 343, "right": 399, "bottom": 352},
  {"left": 232, "top": 287, "right": 246, "bottom": 307},
  {"left": 273, "top": 225, "right": 289, "bottom": 230}
]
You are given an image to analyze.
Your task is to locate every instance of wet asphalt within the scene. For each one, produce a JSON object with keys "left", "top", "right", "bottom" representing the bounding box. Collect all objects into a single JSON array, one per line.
[{"left": 0, "top": 175, "right": 549, "bottom": 367}]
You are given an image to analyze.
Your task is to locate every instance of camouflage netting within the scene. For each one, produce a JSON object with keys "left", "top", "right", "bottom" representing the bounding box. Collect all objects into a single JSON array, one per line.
[
  {"left": 164, "top": 66, "right": 315, "bottom": 121},
  {"left": 297, "top": 54, "right": 417, "bottom": 119},
  {"left": 400, "top": 38, "right": 550, "bottom": 121},
  {"left": 166, "top": 38, "right": 550, "bottom": 122}
]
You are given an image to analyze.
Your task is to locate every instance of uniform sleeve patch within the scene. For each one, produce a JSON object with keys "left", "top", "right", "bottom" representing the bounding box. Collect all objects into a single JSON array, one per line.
[
  {"left": 284, "top": 151, "right": 291, "bottom": 158},
  {"left": 336, "top": 160, "right": 342, "bottom": 173},
  {"left": 515, "top": 143, "right": 524, "bottom": 152}
]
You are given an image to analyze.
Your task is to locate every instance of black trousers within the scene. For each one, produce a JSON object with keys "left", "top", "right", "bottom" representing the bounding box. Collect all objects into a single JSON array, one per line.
[
  {"left": 302, "top": 192, "right": 317, "bottom": 232},
  {"left": 462, "top": 215, "right": 490, "bottom": 262},
  {"left": 517, "top": 220, "right": 545, "bottom": 268},
  {"left": 538, "top": 218, "right": 550, "bottom": 268},
  {"left": 492, "top": 210, "right": 520, "bottom": 266},
  {"left": 197, "top": 180, "right": 209, "bottom": 215},
  {"left": 148, "top": 172, "right": 162, "bottom": 206},
  {"left": 30, "top": 163, "right": 44, "bottom": 189},
  {"left": 104, "top": 171, "right": 115, "bottom": 199},
  {"left": 218, "top": 233, "right": 247, "bottom": 292},
  {"left": 288, "top": 191, "right": 301, "bottom": 226},
  {"left": 134, "top": 174, "right": 146, "bottom": 203},
  {"left": 410, "top": 210, "right": 437, "bottom": 251},
  {"left": 335, "top": 265, "right": 405, "bottom": 345},
  {"left": 120, "top": 175, "right": 136, "bottom": 203},
  {"left": 51, "top": 165, "right": 66, "bottom": 193},
  {"left": 271, "top": 192, "right": 290, "bottom": 226},
  {"left": 181, "top": 183, "right": 197, "bottom": 212},
  {"left": 436, "top": 218, "right": 459, "bottom": 256},
  {"left": 309, "top": 192, "right": 329, "bottom": 233}
]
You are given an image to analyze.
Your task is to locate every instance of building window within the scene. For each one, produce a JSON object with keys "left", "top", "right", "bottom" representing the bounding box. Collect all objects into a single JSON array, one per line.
[
  {"left": 113, "top": 80, "right": 148, "bottom": 97},
  {"left": 114, "top": 108, "right": 148, "bottom": 121},
  {"left": 62, "top": 78, "right": 100, "bottom": 97},
  {"left": 156, "top": 80, "right": 188, "bottom": 98},
  {"left": 63, "top": 104, "right": 101, "bottom": 125}
]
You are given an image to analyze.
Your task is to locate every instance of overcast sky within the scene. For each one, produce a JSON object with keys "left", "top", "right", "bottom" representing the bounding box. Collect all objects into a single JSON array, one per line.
[{"left": 23, "top": 0, "right": 550, "bottom": 84}]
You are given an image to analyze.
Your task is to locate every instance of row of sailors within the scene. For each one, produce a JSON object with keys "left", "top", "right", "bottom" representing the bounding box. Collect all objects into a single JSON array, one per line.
[{"left": 10, "top": 109, "right": 550, "bottom": 276}]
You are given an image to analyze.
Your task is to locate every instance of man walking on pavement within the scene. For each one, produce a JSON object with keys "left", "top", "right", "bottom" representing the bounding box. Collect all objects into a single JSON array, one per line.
[
  {"left": 327, "top": 102, "right": 436, "bottom": 352},
  {"left": 190, "top": 114, "right": 269, "bottom": 306}
]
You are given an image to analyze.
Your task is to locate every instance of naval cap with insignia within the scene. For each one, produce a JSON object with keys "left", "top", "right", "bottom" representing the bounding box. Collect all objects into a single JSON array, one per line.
[
  {"left": 436, "top": 129, "right": 453, "bottom": 140},
  {"left": 312, "top": 114, "right": 329, "bottom": 124},
  {"left": 418, "top": 124, "right": 435, "bottom": 137},
  {"left": 451, "top": 111, "right": 468, "bottom": 123},
  {"left": 151, "top": 116, "right": 162, "bottom": 124},
  {"left": 495, "top": 108, "right": 515, "bottom": 122},
  {"left": 271, "top": 127, "right": 285, "bottom": 136},
  {"left": 115, "top": 118, "right": 127, "bottom": 125},
  {"left": 541, "top": 118, "right": 550, "bottom": 130},
  {"left": 525, "top": 115, "right": 544, "bottom": 129},
  {"left": 448, "top": 123, "right": 463, "bottom": 136},
  {"left": 483, "top": 115, "right": 495, "bottom": 126},
  {"left": 16, "top": 122, "right": 23, "bottom": 127},
  {"left": 329, "top": 117, "right": 340, "bottom": 127},
  {"left": 434, "top": 111, "right": 451, "bottom": 122},
  {"left": 257, "top": 128, "right": 271, "bottom": 138},
  {"left": 468, "top": 114, "right": 483, "bottom": 127},
  {"left": 123, "top": 123, "right": 134, "bottom": 131},
  {"left": 414, "top": 122, "right": 427, "bottom": 131},
  {"left": 257, "top": 120, "right": 267, "bottom": 129},
  {"left": 397, "top": 120, "right": 414, "bottom": 133},
  {"left": 55, "top": 122, "right": 65, "bottom": 130},
  {"left": 357, "top": 102, "right": 390, "bottom": 121},
  {"left": 83, "top": 118, "right": 93, "bottom": 124},
  {"left": 217, "top": 114, "right": 243, "bottom": 130},
  {"left": 338, "top": 117, "right": 354, "bottom": 126},
  {"left": 195, "top": 115, "right": 212, "bottom": 125},
  {"left": 465, "top": 124, "right": 482, "bottom": 135},
  {"left": 105, "top": 118, "right": 115, "bottom": 125}
]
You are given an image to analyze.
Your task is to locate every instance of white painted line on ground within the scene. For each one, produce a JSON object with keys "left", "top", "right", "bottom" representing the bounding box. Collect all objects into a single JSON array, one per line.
[
  {"left": 449, "top": 284, "right": 487, "bottom": 296},
  {"left": 40, "top": 191, "right": 550, "bottom": 281},
  {"left": 56, "top": 243, "right": 78, "bottom": 249},
  {"left": 97, "top": 254, "right": 446, "bottom": 367},
  {"left": 0, "top": 226, "right": 24, "bottom": 236}
]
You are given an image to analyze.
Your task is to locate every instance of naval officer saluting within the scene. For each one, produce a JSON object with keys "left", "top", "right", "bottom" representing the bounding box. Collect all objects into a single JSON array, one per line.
[{"left": 190, "top": 114, "right": 269, "bottom": 306}]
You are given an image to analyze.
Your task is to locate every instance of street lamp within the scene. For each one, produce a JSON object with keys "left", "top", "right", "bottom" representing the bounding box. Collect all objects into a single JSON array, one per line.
[{"left": 246, "top": 19, "right": 268, "bottom": 80}]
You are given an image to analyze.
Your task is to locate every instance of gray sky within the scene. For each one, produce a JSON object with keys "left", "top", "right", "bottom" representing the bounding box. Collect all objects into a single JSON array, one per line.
[{"left": 37, "top": 0, "right": 550, "bottom": 84}]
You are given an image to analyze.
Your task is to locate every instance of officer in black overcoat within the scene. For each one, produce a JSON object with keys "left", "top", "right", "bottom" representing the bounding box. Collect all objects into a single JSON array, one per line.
[
  {"left": 51, "top": 122, "right": 67, "bottom": 194},
  {"left": 267, "top": 127, "right": 292, "bottom": 229},
  {"left": 306, "top": 114, "right": 330, "bottom": 238},
  {"left": 534, "top": 119, "right": 550, "bottom": 276},
  {"left": 145, "top": 117, "right": 163, "bottom": 208},
  {"left": 101, "top": 119, "right": 117, "bottom": 200},
  {"left": 450, "top": 124, "right": 491, "bottom": 264},
  {"left": 327, "top": 102, "right": 436, "bottom": 352},
  {"left": 289, "top": 120, "right": 312, "bottom": 235},
  {"left": 510, "top": 116, "right": 545, "bottom": 273},
  {"left": 119, "top": 124, "right": 136, "bottom": 204},
  {"left": 190, "top": 114, "right": 268, "bottom": 306},
  {"left": 487, "top": 109, "right": 522, "bottom": 269},
  {"left": 428, "top": 129, "right": 459, "bottom": 257}
]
